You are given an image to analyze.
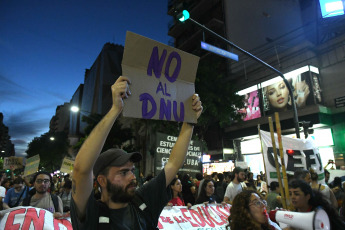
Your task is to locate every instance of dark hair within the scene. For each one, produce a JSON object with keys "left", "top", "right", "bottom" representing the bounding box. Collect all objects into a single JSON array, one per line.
[
  {"left": 195, "top": 179, "right": 214, "bottom": 204},
  {"left": 217, "top": 173, "right": 224, "bottom": 182},
  {"left": 289, "top": 179, "right": 345, "bottom": 229},
  {"left": 293, "top": 169, "right": 310, "bottom": 180},
  {"left": 195, "top": 173, "right": 203, "bottom": 181},
  {"left": 333, "top": 177, "right": 343, "bottom": 189},
  {"left": 13, "top": 177, "right": 24, "bottom": 185},
  {"left": 33, "top": 171, "right": 52, "bottom": 184},
  {"left": 211, "top": 172, "right": 218, "bottom": 178},
  {"left": 227, "top": 190, "right": 267, "bottom": 229},
  {"left": 63, "top": 179, "right": 72, "bottom": 189},
  {"left": 233, "top": 167, "right": 244, "bottom": 175},
  {"left": 311, "top": 171, "right": 319, "bottom": 181},
  {"left": 269, "top": 181, "right": 279, "bottom": 191}
]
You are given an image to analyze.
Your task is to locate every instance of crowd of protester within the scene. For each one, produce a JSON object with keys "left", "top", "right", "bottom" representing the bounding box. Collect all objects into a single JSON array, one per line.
[
  {"left": 0, "top": 170, "right": 72, "bottom": 218},
  {"left": 162, "top": 167, "right": 345, "bottom": 229},
  {"left": 1, "top": 165, "right": 345, "bottom": 229}
]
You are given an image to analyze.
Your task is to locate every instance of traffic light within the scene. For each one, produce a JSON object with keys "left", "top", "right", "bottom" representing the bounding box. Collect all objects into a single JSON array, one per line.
[
  {"left": 177, "top": 10, "right": 190, "bottom": 22},
  {"left": 287, "top": 149, "right": 294, "bottom": 156},
  {"left": 300, "top": 121, "right": 313, "bottom": 138}
]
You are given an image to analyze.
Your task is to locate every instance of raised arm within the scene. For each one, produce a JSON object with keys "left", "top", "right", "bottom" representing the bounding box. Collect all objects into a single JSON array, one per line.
[
  {"left": 71, "top": 76, "right": 131, "bottom": 219},
  {"left": 164, "top": 94, "right": 202, "bottom": 187}
]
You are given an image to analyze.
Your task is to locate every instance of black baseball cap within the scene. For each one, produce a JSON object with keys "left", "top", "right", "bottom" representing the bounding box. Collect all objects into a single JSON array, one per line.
[{"left": 93, "top": 148, "right": 142, "bottom": 177}]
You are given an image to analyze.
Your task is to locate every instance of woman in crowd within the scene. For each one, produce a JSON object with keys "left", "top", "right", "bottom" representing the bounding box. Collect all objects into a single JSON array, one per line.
[
  {"left": 289, "top": 179, "right": 345, "bottom": 229},
  {"left": 227, "top": 190, "right": 281, "bottom": 230},
  {"left": 58, "top": 179, "right": 72, "bottom": 213},
  {"left": 310, "top": 171, "right": 337, "bottom": 208},
  {"left": 195, "top": 179, "right": 217, "bottom": 205},
  {"left": 167, "top": 178, "right": 186, "bottom": 206},
  {"left": 331, "top": 176, "right": 345, "bottom": 208}
]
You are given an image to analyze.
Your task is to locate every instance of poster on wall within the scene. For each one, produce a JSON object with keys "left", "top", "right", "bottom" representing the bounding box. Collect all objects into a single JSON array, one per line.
[
  {"left": 262, "top": 71, "right": 317, "bottom": 115},
  {"left": 238, "top": 90, "right": 261, "bottom": 121},
  {"left": 155, "top": 132, "right": 203, "bottom": 177}
]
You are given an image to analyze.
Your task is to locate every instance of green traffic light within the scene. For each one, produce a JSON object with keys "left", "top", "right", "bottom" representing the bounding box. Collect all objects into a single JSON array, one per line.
[{"left": 179, "top": 10, "right": 190, "bottom": 22}]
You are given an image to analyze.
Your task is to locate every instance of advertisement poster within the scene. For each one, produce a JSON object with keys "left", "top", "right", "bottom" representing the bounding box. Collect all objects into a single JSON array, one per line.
[
  {"left": 238, "top": 90, "right": 261, "bottom": 121},
  {"left": 262, "top": 71, "right": 317, "bottom": 115},
  {"left": 155, "top": 132, "right": 203, "bottom": 177}
]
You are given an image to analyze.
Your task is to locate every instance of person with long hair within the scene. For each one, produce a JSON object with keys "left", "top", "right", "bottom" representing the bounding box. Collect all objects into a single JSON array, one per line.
[
  {"left": 227, "top": 190, "right": 281, "bottom": 230},
  {"left": 289, "top": 179, "right": 345, "bottom": 229},
  {"left": 195, "top": 179, "right": 217, "bottom": 205},
  {"left": 310, "top": 171, "right": 337, "bottom": 209},
  {"left": 167, "top": 178, "right": 185, "bottom": 206}
]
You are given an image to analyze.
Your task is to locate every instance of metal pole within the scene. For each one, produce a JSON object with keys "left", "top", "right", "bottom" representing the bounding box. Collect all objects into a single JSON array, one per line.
[{"left": 188, "top": 18, "right": 300, "bottom": 138}]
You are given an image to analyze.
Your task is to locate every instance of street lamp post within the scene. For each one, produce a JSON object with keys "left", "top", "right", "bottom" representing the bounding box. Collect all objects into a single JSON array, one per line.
[{"left": 177, "top": 11, "right": 300, "bottom": 138}]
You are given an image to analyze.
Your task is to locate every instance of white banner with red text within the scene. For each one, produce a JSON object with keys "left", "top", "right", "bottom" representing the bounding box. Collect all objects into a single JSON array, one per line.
[{"left": 0, "top": 204, "right": 230, "bottom": 230}]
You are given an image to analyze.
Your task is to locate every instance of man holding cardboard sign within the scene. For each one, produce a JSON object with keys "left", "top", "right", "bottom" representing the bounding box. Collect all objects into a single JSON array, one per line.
[{"left": 70, "top": 75, "right": 202, "bottom": 229}]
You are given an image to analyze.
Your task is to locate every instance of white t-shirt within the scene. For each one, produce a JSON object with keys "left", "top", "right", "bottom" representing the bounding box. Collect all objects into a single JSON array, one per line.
[
  {"left": 224, "top": 181, "right": 247, "bottom": 202},
  {"left": 0, "top": 186, "right": 6, "bottom": 198}
]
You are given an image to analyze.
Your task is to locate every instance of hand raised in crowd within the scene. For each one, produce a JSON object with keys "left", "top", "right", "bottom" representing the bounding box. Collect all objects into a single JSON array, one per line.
[
  {"left": 191, "top": 94, "right": 203, "bottom": 120},
  {"left": 111, "top": 76, "right": 131, "bottom": 112}
]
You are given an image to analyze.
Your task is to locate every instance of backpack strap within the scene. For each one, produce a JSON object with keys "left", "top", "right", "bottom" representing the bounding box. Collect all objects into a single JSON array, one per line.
[
  {"left": 22, "top": 194, "right": 32, "bottom": 206},
  {"left": 50, "top": 194, "right": 59, "bottom": 213}
]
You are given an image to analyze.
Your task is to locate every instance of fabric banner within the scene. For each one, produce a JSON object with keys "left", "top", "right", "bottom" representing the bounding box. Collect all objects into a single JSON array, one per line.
[
  {"left": 158, "top": 204, "right": 230, "bottom": 229},
  {"left": 0, "top": 206, "right": 72, "bottom": 230},
  {"left": 0, "top": 204, "right": 230, "bottom": 230},
  {"left": 24, "top": 155, "right": 40, "bottom": 176},
  {"left": 260, "top": 130, "right": 324, "bottom": 185}
]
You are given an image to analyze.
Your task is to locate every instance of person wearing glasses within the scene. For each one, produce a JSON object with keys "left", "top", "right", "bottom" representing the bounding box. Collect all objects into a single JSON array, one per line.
[
  {"left": 195, "top": 179, "right": 217, "bottom": 205},
  {"left": 3, "top": 177, "right": 30, "bottom": 209},
  {"left": 227, "top": 190, "right": 281, "bottom": 230},
  {"left": 21, "top": 171, "right": 63, "bottom": 218}
]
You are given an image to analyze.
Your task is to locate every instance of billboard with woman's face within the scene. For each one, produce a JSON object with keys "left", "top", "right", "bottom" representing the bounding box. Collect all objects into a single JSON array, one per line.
[{"left": 262, "top": 71, "right": 319, "bottom": 115}]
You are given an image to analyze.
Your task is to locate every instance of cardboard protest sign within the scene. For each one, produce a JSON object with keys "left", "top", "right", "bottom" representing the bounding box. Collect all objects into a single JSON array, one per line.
[
  {"left": 260, "top": 130, "right": 324, "bottom": 185},
  {"left": 3, "top": 156, "right": 24, "bottom": 170},
  {"left": 0, "top": 206, "right": 72, "bottom": 230},
  {"left": 158, "top": 204, "right": 230, "bottom": 229},
  {"left": 122, "top": 31, "right": 200, "bottom": 123},
  {"left": 24, "top": 154, "right": 40, "bottom": 176},
  {"left": 155, "top": 132, "right": 203, "bottom": 177},
  {"left": 60, "top": 157, "right": 74, "bottom": 174}
]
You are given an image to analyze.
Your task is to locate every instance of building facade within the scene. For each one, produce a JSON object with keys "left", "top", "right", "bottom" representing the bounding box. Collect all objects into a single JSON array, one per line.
[{"left": 167, "top": 0, "right": 345, "bottom": 170}]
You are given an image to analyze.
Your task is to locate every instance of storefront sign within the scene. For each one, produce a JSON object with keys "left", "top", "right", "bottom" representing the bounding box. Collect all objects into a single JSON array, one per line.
[
  {"left": 155, "top": 132, "right": 203, "bottom": 176},
  {"left": 260, "top": 130, "right": 324, "bottom": 185},
  {"left": 122, "top": 31, "right": 200, "bottom": 123}
]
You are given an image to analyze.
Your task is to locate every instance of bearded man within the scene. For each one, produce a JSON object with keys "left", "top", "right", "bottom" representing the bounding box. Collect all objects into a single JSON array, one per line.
[{"left": 70, "top": 76, "right": 203, "bottom": 229}]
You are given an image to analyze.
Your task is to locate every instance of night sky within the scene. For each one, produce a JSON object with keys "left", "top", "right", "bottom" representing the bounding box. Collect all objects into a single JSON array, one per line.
[{"left": 0, "top": 0, "right": 171, "bottom": 157}]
